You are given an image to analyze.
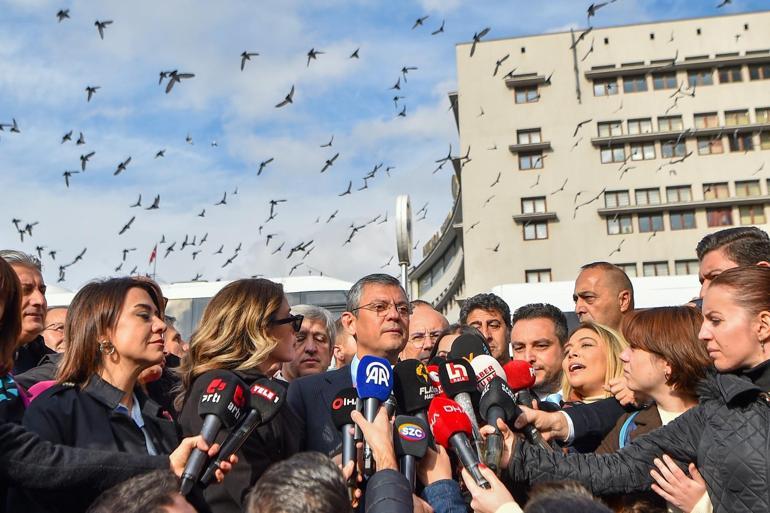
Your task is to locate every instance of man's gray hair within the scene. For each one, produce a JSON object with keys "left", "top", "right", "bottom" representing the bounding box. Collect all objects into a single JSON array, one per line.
[
  {"left": 0, "top": 250, "right": 42, "bottom": 271},
  {"left": 291, "top": 304, "right": 336, "bottom": 345},
  {"left": 345, "top": 273, "right": 404, "bottom": 314}
]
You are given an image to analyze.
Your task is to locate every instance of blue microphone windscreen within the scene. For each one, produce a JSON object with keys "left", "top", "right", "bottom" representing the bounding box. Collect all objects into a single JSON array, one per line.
[{"left": 356, "top": 355, "right": 393, "bottom": 401}]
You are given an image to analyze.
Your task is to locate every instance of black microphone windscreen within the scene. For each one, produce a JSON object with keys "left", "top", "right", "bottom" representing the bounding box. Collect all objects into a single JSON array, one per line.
[
  {"left": 393, "top": 415, "right": 430, "bottom": 459},
  {"left": 429, "top": 355, "right": 446, "bottom": 367},
  {"left": 449, "top": 333, "right": 491, "bottom": 361},
  {"left": 393, "top": 359, "right": 433, "bottom": 415},
  {"left": 249, "top": 378, "right": 285, "bottom": 425},
  {"left": 196, "top": 370, "right": 250, "bottom": 428},
  {"left": 330, "top": 387, "right": 358, "bottom": 429},
  {"left": 438, "top": 358, "right": 478, "bottom": 397},
  {"left": 479, "top": 377, "right": 517, "bottom": 423}
]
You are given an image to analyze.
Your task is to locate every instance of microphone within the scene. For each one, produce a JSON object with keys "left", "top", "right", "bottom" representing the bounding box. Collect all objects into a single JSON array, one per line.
[
  {"left": 427, "top": 356, "right": 446, "bottom": 396},
  {"left": 356, "top": 355, "right": 393, "bottom": 477},
  {"left": 502, "top": 360, "right": 553, "bottom": 452},
  {"left": 428, "top": 396, "right": 490, "bottom": 489},
  {"left": 199, "top": 378, "right": 284, "bottom": 487},
  {"left": 438, "top": 358, "right": 483, "bottom": 459},
  {"left": 449, "top": 333, "right": 492, "bottom": 362},
  {"left": 393, "top": 415, "right": 430, "bottom": 491},
  {"left": 478, "top": 377, "right": 518, "bottom": 473},
  {"left": 180, "top": 371, "right": 250, "bottom": 495},
  {"left": 393, "top": 359, "right": 436, "bottom": 425},
  {"left": 329, "top": 387, "right": 358, "bottom": 497},
  {"left": 470, "top": 354, "right": 505, "bottom": 390}
]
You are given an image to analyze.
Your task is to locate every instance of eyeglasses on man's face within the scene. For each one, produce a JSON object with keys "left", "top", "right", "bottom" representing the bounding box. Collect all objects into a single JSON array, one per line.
[
  {"left": 271, "top": 313, "right": 304, "bottom": 332},
  {"left": 352, "top": 301, "right": 412, "bottom": 318},
  {"left": 408, "top": 330, "right": 443, "bottom": 347}
]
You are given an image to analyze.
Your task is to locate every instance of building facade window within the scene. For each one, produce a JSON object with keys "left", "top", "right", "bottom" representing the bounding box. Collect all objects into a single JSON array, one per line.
[
  {"left": 652, "top": 72, "right": 677, "bottom": 90},
  {"left": 661, "top": 139, "right": 686, "bottom": 158},
  {"left": 643, "top": 261, "right": 669, "bottom": 277},
  {"left": 675, "top": 260, "right": 699, "bottom": 275},
  {"left": 605, "top": 190, "right": 630, "bottom": 208},
  {"left": 718, "top": 66, "right": 743, "bottom": 83},
  {"left": 670, "top": 210, "right": 696, "bottom": 230},
  {"left": 725, "top": 110, "right": 750, "bottom": 126},
  {"left": 523, "top": 221, "right": 548, "bottom": 240},
  {"left": 521, "top": 196, "right": 547, "bottom": 213},
  {"left": 706, "top": 207, "right": 734, "bottom": 227},
  {"left": 630, "top": 142, "right": 656, "bottom": 161},
  {"left": 598, "top": 121, "right": 623, "bottom": 137},
  {"left": 729, "top": 133, "right": 754, "bottom": 152},
  {"left": 735, "top": 180, "right": 761, "bottom": 197},
  {"left": 658, "top": 115, "right": 683, "bottom": 132},
  {"left": 607, "top": 215, "right": 633, "bottom": 235},
  {"left": 739, "top": 205, "right": 766, "bottom": 225},
  {"left": 515, "top": 86, "right": 539, "bottom": 103},
  {"left": 757, "top": 108, "right": 770, "bottom": 124},
  {"left": 635, "top": 188, "right": 661, "bottom": 205},
  {"left": 749, "top": 63, "right": 770, "bottom": 81},
  {"left": 623, "top": 75, "right": 648, "bottom": 93},
  {"left": 593, "top": 78, "right": 619, "bottom": 96},
  {"left": 519, "top": 151, "right": 544, "bottom": 170},
  {"left": 694, "top": 112, "right": 719, "bottom": 129},
  {"left": 688, "top": 69, "right": 713, "bottom": 87},
  {"left": 703, "top": 182, "right": 729, "bottom": 199},
  {"left": 601, "top": 145, "right": 626, "bottom": 164},
  {"left": 628, "top": 118, "right": 653, "bottom": 135},
  {"left": 638, "top": 213, "right": 664, "bottom": 233},
  {"left": 666, "top": 185, "right": 692, "bottom": 203},
  {"left": 697, "top": 136, "right": 724, "bottom": 155},
  {"left": 617, "top": 263, "right": 638, "bottom": 277},
  {"left": 525, "top": 269, "right": 552, "bottom": 283},
  {"left": 762, "top": 132, "right": 770, "bottom": 150},
  {"left": 517, "top": 129, "right": 542, "bottom": 145}
]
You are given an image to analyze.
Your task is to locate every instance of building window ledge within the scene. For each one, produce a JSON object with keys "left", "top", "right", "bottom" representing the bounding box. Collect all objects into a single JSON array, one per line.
[
  {"left": 590, "top": 122, "right": 770, "bottom": 147},
  {"left": 584, "top": 51, "right": 770, "bottom": 80},
  {"left": 597, "top": 195, "right": 770, "bottom": 216},
  {"left": 513, "top": 212, "right": 558, "bottom": 223},
  {"left": 508, "top": 141, "right": 552, "bottom": 153},
  {"left": 505, "top": 74, "right": 549, "bottom": 88}
]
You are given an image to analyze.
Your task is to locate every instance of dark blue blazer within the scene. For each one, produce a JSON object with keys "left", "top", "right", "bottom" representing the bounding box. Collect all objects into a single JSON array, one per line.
[{"left": 287, "top": 366, "right": 352, "bottom": 456}]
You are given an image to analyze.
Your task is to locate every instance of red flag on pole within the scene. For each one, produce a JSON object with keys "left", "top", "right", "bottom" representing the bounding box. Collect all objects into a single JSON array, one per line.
[{"left": 149, "top": 244, "right": 157, "bottom": 264}]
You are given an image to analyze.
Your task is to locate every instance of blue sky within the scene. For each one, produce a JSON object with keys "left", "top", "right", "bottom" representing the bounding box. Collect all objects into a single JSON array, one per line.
[{"left": 0, "top": 0, "right": 766, "bottom": 289}]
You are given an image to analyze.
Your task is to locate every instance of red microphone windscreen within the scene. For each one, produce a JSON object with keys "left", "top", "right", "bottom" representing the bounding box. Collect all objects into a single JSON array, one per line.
[
  {"left": 427, "top": 396, "right": 472, "bottom": 448},
  {"left": 503, "top": 360, "right": 536, "bottom": 391}
]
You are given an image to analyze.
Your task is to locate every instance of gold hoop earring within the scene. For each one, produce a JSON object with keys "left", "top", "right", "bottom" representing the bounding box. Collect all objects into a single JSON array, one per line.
[{"left": 98, "top": 340, "right": 115, "bottom": 356}]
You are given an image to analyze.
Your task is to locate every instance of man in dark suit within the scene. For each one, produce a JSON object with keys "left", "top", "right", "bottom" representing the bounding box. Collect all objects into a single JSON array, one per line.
[{"left": 287, "top": 273, "right": 409, "bottom": 455}]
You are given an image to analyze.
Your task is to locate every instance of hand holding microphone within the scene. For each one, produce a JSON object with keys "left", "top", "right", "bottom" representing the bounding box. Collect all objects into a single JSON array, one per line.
[
  {"left": 502, "top": 360, "right": 553, "bottom": 452},
  {"left": 180, "top": 371, "right": 250, "bottom": 495}
]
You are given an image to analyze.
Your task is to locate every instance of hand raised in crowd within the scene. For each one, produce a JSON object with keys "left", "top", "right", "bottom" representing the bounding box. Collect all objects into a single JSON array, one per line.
[
  {"left": 350, "top": 406, "right": 398, "bottom": 471},
  {"left": 417, "top": 444, "right": 453, "bottom": 486},
  {"left": 168, "top": 436, "right": 237, "bottom": 482},
  {"left": 513, "top": 405, "right": 569, "bottom": 442},
  {"left": 604, "top": 376, "right": 646, "bottom": 407},
  {"left": 650, "top": 455, "right": 708, "bottom": 513},
  {"left": 461, "top": 464, "right": 521, "bottom": 513}
]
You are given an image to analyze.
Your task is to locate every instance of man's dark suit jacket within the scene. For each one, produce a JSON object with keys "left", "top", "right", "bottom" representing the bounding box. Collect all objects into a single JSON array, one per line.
[{"left": 287, "top": 366, "right": 351, "bottom": 456}]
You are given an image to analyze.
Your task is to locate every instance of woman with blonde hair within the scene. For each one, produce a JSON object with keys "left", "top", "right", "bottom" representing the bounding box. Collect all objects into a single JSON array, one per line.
[
  {"left": 562, "top": 322, "right": 628, "bottom": 405},
  {"left": 176, "top": 278, "right": 302, "bottom": 513}
]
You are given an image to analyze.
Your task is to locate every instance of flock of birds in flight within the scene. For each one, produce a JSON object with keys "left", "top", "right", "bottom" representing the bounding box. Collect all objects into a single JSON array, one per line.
[{"left": 1, "top": 0, "right": 750, "bottom": 284}]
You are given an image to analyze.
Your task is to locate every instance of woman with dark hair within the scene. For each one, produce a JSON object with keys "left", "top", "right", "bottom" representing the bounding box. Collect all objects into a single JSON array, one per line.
[
  {"left": 428, "top": 323, "right": 487, "bottom": 361},
  {"left": 0, "top": 257, "right": 23, "bottom": 423},
  {"left": 176, "top": 278, "right": 302, "bottom": 513},
  {"left": 19, "top": 277, "right": 178, "bottom": 512},
  {"left": 490, "top": 266, "right": 770, "bottom": 513}
]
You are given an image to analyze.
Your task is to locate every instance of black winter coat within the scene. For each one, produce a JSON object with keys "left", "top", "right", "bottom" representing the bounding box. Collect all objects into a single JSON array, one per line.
[
  {"left": 14, "top": 374, "right": 179, "bottom": 513},
  {"left": 508, "top": 365, "right": 770, "bottom": 513},
  {"left": 178, "top": 369, "right": 302, "bottom": 513}
]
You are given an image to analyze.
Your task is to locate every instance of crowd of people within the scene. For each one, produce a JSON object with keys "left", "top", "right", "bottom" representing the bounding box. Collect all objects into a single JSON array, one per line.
[{"left": 0, "top": 225, "right": 769, "bottom": 513}]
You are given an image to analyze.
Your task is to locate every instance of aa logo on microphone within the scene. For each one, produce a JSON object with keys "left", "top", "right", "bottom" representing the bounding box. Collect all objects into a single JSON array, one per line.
[
  {"left": 447, "top": 362, "right": 469, "bottom": 383},
  {"left": 251, "top": 384, "right": 277, "bottom": 404},
  {"left": 206, "top": 378, "right": 227, "bottom": 394},
  {"left": 398, "top": 422, "right": 426, "bottom": 442},
  {"left": 365, "top": 361, "right": 391, "bottom": 386}
]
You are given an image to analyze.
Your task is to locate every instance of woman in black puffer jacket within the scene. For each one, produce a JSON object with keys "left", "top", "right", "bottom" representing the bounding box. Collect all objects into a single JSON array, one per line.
[{"left": 498, "top": 266, "right": 770, "bottom": 513}]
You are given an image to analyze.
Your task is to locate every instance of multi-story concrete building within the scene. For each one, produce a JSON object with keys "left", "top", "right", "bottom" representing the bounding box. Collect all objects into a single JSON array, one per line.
[{"left": 410, "top": 9, "right": 770, "bottom": 317}]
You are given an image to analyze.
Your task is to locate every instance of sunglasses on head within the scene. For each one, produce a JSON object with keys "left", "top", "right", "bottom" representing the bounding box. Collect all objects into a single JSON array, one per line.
[{"left": 271, "top": 313, "right": 304, "bottom": 332}]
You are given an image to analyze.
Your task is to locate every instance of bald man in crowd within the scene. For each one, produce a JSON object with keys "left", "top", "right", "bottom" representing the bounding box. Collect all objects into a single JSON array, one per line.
[
  {"left": 572, "top": 261, "right": 634, "bottom": 331},
  {"left": 400, "top": 300, "right": 449, "bottom": 364}
]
